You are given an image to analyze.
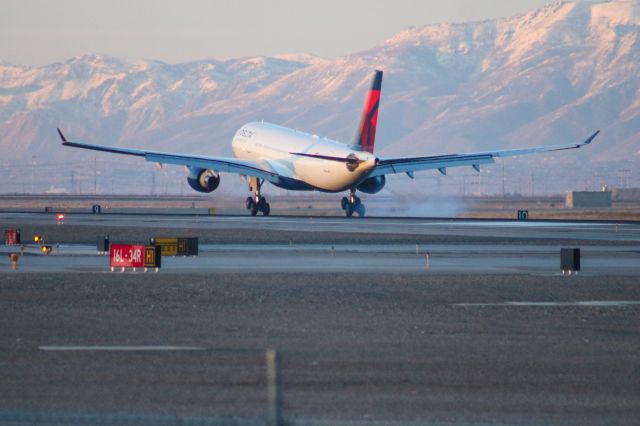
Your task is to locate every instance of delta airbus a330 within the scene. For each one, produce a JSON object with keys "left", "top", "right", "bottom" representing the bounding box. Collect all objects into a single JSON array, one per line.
[{"left": 57, "top": 70, "right": 599, "bottom": 217}]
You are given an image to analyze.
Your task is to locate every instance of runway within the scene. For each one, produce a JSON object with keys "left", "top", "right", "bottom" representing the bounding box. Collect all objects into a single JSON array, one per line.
[
  {"left": 3, "top": 211, "right": 640, "bottom": 242},
  {"left": 1, "top": 212, "right": 639, "bottom": 275},
  {"left": 1, "top": 213, "right": 639, "bottom": 424}
]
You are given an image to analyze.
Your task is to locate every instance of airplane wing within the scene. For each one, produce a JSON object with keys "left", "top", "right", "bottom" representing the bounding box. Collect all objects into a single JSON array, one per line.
[
  {"left": 57, "top": 129, "right": 282, "bottom": 183},
  {"left": 369, "top": 131, "right": 600, "bottom": 177}
]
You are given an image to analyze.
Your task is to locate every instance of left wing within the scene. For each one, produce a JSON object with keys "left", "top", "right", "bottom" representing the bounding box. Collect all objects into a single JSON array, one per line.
[
  {"left": 369, "top": 131, "right": 600, "bottom": 177},
  {"left": 57, "top": 128, "right": 283, "bottom": 183}
]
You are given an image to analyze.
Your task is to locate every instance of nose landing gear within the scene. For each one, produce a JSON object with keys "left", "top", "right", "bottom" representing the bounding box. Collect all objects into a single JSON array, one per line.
[
  {"left": 246, "top": 177, "right": 270, "bottom": 216},
  {"left": 341, "top": 189, "right": 365, "bottom": 217}
]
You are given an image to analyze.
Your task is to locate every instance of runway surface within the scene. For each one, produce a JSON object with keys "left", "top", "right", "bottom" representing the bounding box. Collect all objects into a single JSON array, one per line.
[
  {"left": 1, "top": 212, "right": 639, "bottom": 275},
  {"left": 1, "top": 213, "right": 639, "bottom": 425},
  {"left": 3, "top": 211, "right": 640, "bottom": 241}
]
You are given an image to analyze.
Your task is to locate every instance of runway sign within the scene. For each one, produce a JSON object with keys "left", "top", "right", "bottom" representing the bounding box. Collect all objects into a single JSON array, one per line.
[
  {"left": 517, "top": 210, "right": 529, "bottom": 221},
  {"left": 561, "top": 248, "right": 581, "bottom": 275},
  {"left": 109, "top": 244, "right": 160, "bottom": 271},
  {"left": 92, "top": 204, "right": 102, "bottom": 214},
  {"left": 144, "top": 245, "right": 161, "bottom": 268},
  {"left": 153, "top": 238, "right": 178, "bottom": 256},
  {"left": 97, "top": 235, "right": 110, "bottom": 253},
  {"left": 4, "top": 229, "right": 20, "bottom": 245},
  {"left": 151, "top": 237, "right": 198, "bottom": 256},
  {"left": 110, "top": 244, "right": 145, "bottom": 268}
]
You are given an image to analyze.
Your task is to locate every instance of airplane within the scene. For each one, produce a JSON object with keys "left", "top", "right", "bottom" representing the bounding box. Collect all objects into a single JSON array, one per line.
[{"left": 57, "top": 70, "right": 599, "bottom": 217}]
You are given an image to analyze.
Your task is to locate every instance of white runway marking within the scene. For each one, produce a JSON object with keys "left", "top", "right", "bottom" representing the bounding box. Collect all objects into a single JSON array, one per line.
[
  {"left": 39, "top": 345, "right": 206, "bottom": 351},
  {"left": 455, "top": 301, "right": 640, "bottom": 307}
]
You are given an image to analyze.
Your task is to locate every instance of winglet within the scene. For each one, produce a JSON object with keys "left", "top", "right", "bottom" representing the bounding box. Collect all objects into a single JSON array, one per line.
[
  {"left": 57, "top": 128, "right": 68, "bottom": 143},
  {"left": 584, "top": 130, "right": 600, "bottom": 145}
]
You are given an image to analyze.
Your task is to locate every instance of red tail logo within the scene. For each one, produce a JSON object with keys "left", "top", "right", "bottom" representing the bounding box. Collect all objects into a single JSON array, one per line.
[{"left": 355, "top": 70, "right": 383, "bottom": 153}]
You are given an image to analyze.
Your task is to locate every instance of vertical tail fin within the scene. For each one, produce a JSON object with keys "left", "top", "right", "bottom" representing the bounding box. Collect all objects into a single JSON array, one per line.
[{"left": 354, "top": 70, "right": 383, "bottom": 153}]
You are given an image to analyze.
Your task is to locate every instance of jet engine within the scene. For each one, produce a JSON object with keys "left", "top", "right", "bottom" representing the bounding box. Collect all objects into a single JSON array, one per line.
[
  {"left": 356, "top": 175, "right": 386, "bottom": 194},
  {"left": 187, "top": 168, "right": 220, "bottom": 193}
]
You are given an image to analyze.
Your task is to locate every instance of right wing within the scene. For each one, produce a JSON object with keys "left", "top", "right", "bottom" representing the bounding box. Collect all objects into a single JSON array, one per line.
[
  {"left": 57, "top": 129, "right": 283, "bottom": 183},
  {"left": 369, "top": 131, "right": 600, "bottom": 177}
]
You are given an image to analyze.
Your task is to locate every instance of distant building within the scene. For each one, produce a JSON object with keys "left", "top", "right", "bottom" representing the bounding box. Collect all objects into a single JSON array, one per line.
[
  {"left": 565, "top": 191, "right": 612, "bottom": 209},
  {"left": 611, "top": 188, "right": 640, "bottom": 202}
]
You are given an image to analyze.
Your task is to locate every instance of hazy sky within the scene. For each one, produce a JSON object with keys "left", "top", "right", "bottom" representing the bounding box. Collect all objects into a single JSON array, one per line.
[{"left": 2, "top": 0, "right": 564, "bottom": 65}]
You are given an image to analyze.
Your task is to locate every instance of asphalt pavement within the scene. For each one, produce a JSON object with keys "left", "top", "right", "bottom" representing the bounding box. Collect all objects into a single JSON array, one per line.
[{"left": 1, "top": 213, "right": 639, "bottom": 425}]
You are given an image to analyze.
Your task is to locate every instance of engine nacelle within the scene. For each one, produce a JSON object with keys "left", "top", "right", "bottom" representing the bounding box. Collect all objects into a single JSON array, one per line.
[
  {"left": 356, "top": 175, "right": 386, "bottom": 194},
  {"left": 187, "top": 168, "right": 220, "bottom": 193}
]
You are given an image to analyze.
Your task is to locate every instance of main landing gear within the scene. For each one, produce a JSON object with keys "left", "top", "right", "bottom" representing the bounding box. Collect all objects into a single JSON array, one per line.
[
  {"left": 245, "top": 177, "right": 270, "bottom": 216},
  {"left": 341, "top": 189, "right": 365, "bottom": 217}
]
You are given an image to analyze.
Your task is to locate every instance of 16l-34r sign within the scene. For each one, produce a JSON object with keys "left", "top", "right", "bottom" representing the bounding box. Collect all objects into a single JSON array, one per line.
[{"left": 110, "top": 244, "right": 145, "bottom": 268}]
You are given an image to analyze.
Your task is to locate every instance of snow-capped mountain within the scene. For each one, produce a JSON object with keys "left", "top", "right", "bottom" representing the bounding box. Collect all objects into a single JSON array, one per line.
[{"left": 1, "top": 0, "right": 638, "bottom": 172}]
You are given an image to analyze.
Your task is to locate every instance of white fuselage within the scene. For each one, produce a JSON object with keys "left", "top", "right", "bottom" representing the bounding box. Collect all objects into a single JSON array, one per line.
[{"left": 231, "top": 122, "right": 377, "bottom": 192}]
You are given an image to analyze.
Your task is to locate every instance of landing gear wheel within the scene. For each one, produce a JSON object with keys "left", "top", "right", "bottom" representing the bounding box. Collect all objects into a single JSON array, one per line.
[
  {"left": 346, "top": 204, "right": 354, "bottom": 217},
  {"left": 342, "top": 190, "right": 365, "bottom": 217},
  {"left": 246, "top": 177, "right": 271, "bottom": 217}
]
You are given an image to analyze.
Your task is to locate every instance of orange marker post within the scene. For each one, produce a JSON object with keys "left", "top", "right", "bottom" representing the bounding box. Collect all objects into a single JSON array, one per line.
[{"left": 9, "top": 253, "right": 19, "bottom": 270}]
